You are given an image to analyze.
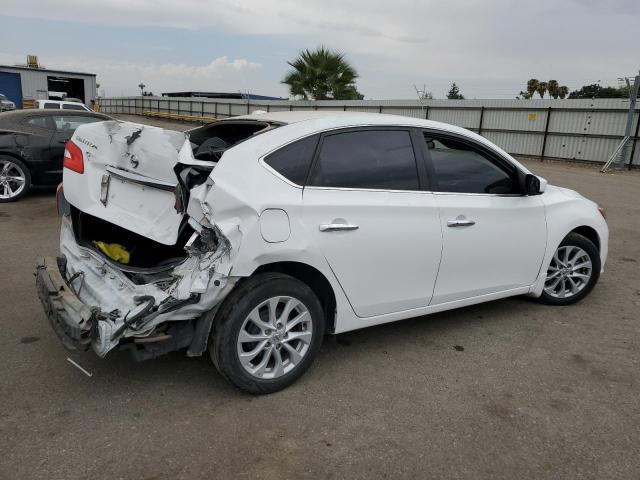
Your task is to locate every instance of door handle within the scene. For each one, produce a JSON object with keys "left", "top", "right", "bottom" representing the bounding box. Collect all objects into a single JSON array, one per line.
[
  {"left": 447, "top": 218, "right": 476, "bottom": 227},
  {"left": 319, "top": 223, "right": 359, "bottom": 232}
]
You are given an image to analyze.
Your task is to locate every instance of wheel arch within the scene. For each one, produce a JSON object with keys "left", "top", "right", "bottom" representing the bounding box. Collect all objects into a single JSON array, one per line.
[
  {"left": 252, "top": 261, "right": 337, "bottom": 334},
  {"left": 569, "top": 225, "right": 600, "bottom": 252},
  {"left": 0, "top": 150, "right": 30, "bottom": 170}
]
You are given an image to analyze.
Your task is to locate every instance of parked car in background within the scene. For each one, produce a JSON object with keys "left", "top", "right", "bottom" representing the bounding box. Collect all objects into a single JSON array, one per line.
[
  {"left": 0, "top": 93, "right": 16, "bottom": 112},
  {"left": 0, "top": 109, "right": 110, "bottom": 201},
  {"left": 36, "top": 99, "right": 91, "bottom": 112},
  {"left": 36, "top": 111, "right": 608, "bottom": 394}
]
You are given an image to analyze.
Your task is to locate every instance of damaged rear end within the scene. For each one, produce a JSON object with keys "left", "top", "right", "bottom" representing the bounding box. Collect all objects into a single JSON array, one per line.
[{"left": 36, "top": 119, "right": 275, "bottom": 360}]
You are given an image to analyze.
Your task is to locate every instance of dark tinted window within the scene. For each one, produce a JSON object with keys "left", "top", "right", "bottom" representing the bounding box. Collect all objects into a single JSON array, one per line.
[
  {"left": 264, "top": 134, "right": 318, "bottom": 185},
  {"left": 424, "top": 134, "right": 517, "bottom": 194},
  {"left": 62, "top": 104, "right": 87, "bottom": 111},
  {"left": 43, "top": 102, "right": 60, "bottom": 109},
  {"left": 309, "top": 130, "right": 419, "bottom": 190}
]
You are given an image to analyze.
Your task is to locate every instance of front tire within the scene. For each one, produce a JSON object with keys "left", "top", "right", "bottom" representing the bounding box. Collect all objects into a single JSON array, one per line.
[
  {"left": 538, "top": 232, "right": 600, "bottom": 305},
  {"left": 210, "top": 273, "right": 325, "bottom": 394},
  {"left": 0, "top": 156, "right": 31, "bottom": 202}
]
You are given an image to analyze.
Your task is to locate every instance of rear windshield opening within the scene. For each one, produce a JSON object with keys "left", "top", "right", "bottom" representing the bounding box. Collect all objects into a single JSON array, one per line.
[{"left": 187, "top": 121, "right": 278, "bottom": 163}]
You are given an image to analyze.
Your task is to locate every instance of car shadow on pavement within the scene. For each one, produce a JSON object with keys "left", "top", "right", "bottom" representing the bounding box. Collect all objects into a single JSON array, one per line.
[{"left": 58, "top": 295, "right": 544, "bottom": 397}]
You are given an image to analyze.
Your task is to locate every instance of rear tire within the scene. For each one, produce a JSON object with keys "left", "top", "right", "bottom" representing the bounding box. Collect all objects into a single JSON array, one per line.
[
  {"left": 210, "top": 273, "right": 325, "bottom": 394},
  {"left": 538, "top": 232, "right": 600, "bottom": 305},
  {"left": 0, "top": 156, "right": 31, "bottom": 202}
]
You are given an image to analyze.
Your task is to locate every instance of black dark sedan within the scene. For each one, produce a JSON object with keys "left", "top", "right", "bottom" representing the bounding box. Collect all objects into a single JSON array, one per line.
[{"left": 0, "top": 109, "right": 110, "bottom": 202}]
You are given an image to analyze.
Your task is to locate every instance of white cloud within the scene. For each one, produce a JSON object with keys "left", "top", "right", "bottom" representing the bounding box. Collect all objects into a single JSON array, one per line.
[
  {"left": 0, "top": 53, "right": 261, "bottom": 96},
  {"left": 2, "top": 0, "right": 638, "bottom": 98}
]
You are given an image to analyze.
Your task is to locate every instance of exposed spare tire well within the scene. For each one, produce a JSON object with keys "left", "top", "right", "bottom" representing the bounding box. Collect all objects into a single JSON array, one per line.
[
  {"left": 253, "top": 261, "right": 337, "bottom": 334},
  {"left": 570, "top": 226, "right": 600, "bottom": 252},
  {"left": 70, "top": 205, "right": 194, "bottom": 271}
]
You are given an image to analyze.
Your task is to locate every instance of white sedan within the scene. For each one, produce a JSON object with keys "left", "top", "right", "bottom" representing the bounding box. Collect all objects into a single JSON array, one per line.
[{"left": 36, "top": 111, "right": 608, "bottom": 393}]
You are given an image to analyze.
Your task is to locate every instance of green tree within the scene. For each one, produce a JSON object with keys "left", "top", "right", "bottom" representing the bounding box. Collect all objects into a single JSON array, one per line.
[
  {"left": 558, "top": 86, "right": 569, "bottom": 99},
  {"left": 536, "top": 81, "right": 548, "bottom": 98},
  {"left": 526, "top": 79, "right": 539, "bottom": 99},
  {"left": 547, "top": 80, "right": 560, "bottom": 99},
  {"left": 446, "top": 82, "right": 465, "bottom": 99},
  {"left": 568, "top": 84, "right": 629, "bottom": 99},
  {"left": 282, "top": 46, "right": 362, "bottom": 100}
]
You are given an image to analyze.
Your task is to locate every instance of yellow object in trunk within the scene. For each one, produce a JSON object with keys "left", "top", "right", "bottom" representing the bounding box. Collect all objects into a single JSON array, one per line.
[{"left": 93, "top": 241, "right": 130, "bottom": 264}]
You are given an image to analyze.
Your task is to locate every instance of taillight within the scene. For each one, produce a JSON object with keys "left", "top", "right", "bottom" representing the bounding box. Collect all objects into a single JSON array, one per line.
[{"left": 63, "top": 140, "right": 84, "bottom": 173}]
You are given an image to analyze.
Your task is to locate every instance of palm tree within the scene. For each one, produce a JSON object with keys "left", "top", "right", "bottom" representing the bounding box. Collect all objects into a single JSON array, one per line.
[
  {"left": 547, "top": 80, "right": 560, "bottom": 99},
  {"left": 536, "top": 81, "right": 548, "bottom": 98},
  {"left": 282, "top": 47, "right": 362, "bottom": 100},
  {"left": 527, "top": 79, "right": 539, "bottom": 99},
  {"left": 558, "top": 86, "right": 569, "bottom": 99}
]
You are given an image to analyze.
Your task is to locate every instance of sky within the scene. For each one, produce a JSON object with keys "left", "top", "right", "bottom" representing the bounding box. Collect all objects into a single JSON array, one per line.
[{"left": 1, "top": 0, "right": 638, "bottom": 99}]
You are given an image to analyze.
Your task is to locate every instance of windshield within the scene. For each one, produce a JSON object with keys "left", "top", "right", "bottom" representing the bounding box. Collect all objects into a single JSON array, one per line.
[{"left": 0, "top": 94, "right": 7, "bottom": 101}]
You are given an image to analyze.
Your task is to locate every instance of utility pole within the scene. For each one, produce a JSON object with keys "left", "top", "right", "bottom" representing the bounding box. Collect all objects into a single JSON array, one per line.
[{"left": 601, "top": 72, "right": 639, "bottom": 172}]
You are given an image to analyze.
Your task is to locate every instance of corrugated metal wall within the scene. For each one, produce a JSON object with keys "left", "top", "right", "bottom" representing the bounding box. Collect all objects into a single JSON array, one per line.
[
  {"left": 0, "top": 67, "right": 97, "bottom": 106},
  {"left": 99, "top": 97, "right": 640, "bottom": 166}
]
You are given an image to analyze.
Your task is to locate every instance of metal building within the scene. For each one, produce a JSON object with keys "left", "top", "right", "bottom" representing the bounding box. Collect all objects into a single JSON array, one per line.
[{"left": 0, "top": 64, "right": 97, "bottom": 108}]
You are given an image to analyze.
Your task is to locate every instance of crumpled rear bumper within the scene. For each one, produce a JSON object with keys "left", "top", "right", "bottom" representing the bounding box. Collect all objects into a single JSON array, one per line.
[{"left": 35, "top": 256, "right": 94, "bottom": 351}]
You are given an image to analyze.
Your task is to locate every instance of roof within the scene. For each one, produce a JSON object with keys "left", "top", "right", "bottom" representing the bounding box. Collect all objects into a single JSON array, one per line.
[
  {"left": 0, "top": 109, "right": 110, "bottom": 132},
  {"left": 0, "top": 109, "right": 108, "bottom": 119},
  {"left": 226, "top": 110, "right": 530, "bottom": 174},
  {"left": 162, "top": 91, "right": 285, "bottom": 101},
  {"left": 233, "top": 110, "right": 466, "bottom": 132},
  {"left": 0, "top": 65, "right": 97, "bottom": 77}
]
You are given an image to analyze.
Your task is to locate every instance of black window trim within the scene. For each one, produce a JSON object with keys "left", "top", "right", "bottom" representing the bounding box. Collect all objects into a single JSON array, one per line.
[
  {"left": 304, "top": 126, "right": 430, "bottom": 193},
  {"left": 418, "top": 128, "right": 526, "bottom": 197}
]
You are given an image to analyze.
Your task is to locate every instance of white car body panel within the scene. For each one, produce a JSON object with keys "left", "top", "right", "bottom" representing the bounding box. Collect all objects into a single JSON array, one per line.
[
  {"left": 431, "top": 192, "right": 547, "bottom": 304},
  {"left": 64, "top": 121, "right": 187, "bottom": 245},
  {"left": 57, "top": 110, "right": 608, "bottom": 354},
  {"left": 301, "top": 187, "right": 442, "bottom": 317}
]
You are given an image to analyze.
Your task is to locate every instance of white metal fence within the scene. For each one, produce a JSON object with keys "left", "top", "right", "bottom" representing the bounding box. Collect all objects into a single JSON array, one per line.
[{"left": 98, "top": 97, "right": 640, "bottom": 167}]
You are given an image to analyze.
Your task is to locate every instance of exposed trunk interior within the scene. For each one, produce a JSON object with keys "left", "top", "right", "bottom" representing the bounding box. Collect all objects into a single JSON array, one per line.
[
  {"left": 71, "top": 206, "right": 194, "bottom": 271},
  {"left": 187, "top": 120, "right": 277, "bottom": 163}
]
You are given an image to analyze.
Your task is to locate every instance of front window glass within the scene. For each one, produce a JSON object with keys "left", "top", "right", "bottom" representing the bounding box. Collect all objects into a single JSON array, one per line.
[{"left": 424, "top": 134, "right": 517, "bottom": 194}]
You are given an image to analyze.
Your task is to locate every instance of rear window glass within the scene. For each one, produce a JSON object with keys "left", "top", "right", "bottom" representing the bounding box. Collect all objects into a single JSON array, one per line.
[
  {"left": 62, "top": 104, "right": 87, "bottom": 111},
  {"left": 25, "top": 116, "right": 50, "bottom": 129},
  {"left": 308, "top": 130, "right": 420, "bottom": 190},
  {"left": 264, "top": 135, "right": 319, "bottom": 185},
  {"left": 53, "top": 115, "right": 103, "bottom": 131}
]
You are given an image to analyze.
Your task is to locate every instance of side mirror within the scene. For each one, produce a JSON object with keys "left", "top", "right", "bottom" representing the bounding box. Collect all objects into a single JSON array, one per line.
[
  {"left": 524, "top": 174, "right": 545, "bottom": 195},
  {"left": 537, "top": 176, "right": 547, "bottom": 193}
]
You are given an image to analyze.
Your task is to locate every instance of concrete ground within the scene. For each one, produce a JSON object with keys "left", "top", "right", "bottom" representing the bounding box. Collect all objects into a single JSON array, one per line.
[{"left": 1, "top": 115, "right": 639, "bottom": 479}]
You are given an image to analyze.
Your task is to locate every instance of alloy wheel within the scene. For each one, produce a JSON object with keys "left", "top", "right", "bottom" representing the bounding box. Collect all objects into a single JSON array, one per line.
[
  {"left": 236, "top": 296, "right": 313, "bottom": 380},
  {"left": 0, "top": 160, "right": 27, "bottom": 200},
  {"left": 543, "top": 245, "right": 593, "bottom": 299}
]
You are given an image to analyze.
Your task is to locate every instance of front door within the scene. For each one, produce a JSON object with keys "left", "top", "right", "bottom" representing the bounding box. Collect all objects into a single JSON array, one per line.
[
  {"left": 301, "top": 128, "right": 442, "bottom": 318},
  {"left": 421, "top": 131, "right": 547, "bottom": 304}
]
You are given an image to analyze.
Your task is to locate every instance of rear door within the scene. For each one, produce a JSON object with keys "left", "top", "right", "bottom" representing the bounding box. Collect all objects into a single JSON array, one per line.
[
  {"left": 301, "top": 128, "right": 442, "bottom": 318},
  {"left": 421, "top": 131, "right": 547, "bottom": 304}
]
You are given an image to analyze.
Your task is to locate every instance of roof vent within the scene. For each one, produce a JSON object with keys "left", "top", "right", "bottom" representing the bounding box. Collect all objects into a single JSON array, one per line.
[{"left": 26, "top": 55, "right": 39, "bottom": 68}]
